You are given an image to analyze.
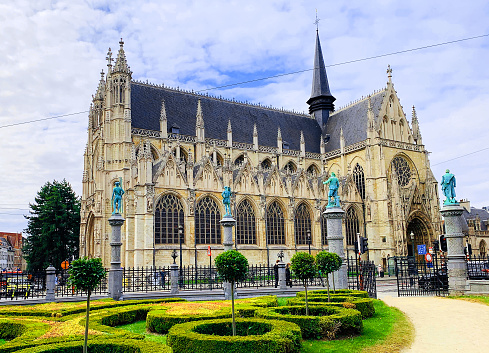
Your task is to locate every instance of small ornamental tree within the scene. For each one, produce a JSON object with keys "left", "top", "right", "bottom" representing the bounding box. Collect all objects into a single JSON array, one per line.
[
  {"left": 68, "top": 257, "right": 106, "bottom": 353},
  {"left": 316, "top": 251, "right": 340, "bottom": 302},
  {"left": 214, "top": 250, "right": 248, "bottom": 336},
  {"left": 290, "top": 252, "right": 317, "bottom": 315}
]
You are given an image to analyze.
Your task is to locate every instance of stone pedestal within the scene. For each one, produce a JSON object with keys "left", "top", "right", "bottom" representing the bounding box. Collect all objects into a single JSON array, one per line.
[
  {"left": 170, "top": 263, "right": 179, "bottom": 295},
  {"left": 278, "top": 261, "right": 286, "bottom": 289},
  {"left": 45, "top": 265, "right": 56, "bottom": 302},
  {"left": 220, "top": 216, "right": 236, "bottom": 300},
  {"left": 324, "top": 207, "right": 348, "bottom": 289},
  {"left": 108, "top": 213, "right": 124, "bottom": 301},
  {"left": 440, "top": 204, "right": 467, "bottom": 295}
]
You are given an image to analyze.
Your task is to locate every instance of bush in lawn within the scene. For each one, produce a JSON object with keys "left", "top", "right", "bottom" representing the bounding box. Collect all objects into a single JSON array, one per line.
[
  {"left": 290, "top": 252, "right": 317, "bottom": 315},
  {"left": 285, "top": 297, "right": 375, "bottom": 318},
  {"left": 315, "top": 251, "right": 339, "bottom": 302},
  {"left": 214, "top": 250, "right": 248, "bottom": 336},
  {"left": 68, "top": 257, "right": 106, "bottom": 353}
]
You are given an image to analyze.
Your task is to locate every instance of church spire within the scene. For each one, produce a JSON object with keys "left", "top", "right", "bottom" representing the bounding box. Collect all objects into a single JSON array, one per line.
[
  {"left": 411, "top": 105, "right": 422, "bottom": 144},
  {"left": 113, "top": 38, "right": 131, "bottom": 74},
  {"left": 94, "top": 70, "right": 105, "bottom": 101},
  {"left": 307, "top": 31, "right": 335, "bottom": 128}
]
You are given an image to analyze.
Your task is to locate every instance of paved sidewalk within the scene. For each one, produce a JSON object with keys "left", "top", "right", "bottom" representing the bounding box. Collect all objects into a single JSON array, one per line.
[{"left": 381, "top": 295, "right": 489, "bottom": 353}]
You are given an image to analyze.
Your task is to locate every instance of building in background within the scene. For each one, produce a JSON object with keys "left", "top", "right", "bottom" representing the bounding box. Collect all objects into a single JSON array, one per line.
[
  {"left": 80, "top": 33, "right": 442, "bottom": 269},
  {"left": 460, "top": 199, "right": 488, "bottom": 257},
  {"left": 0, "top": 232, "right": 24, "bottom": 270}
]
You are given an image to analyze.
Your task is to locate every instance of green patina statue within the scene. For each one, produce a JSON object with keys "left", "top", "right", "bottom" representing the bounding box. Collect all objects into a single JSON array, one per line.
[
  {"left": 111, "top": 178, "right": 125, "bottom": 214},
  {"left": 441, "top": 169, "right": 458, "bottom": 205},
  {"left": 323, "top": 172, "right": 340, "bottom": 207},
  {"left": 221, "top": 186, "right": 233, "bottom": 217}
]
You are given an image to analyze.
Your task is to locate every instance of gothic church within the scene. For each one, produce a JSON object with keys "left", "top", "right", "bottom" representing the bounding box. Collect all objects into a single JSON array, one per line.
[{"left": 81, "top": 32, "right": 443, "bottom": 270}]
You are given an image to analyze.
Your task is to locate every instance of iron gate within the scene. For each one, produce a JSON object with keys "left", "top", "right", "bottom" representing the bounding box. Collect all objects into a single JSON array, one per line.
[
  {"left": 347, "top": 257, "right": 377, "bottom": 298},
  {"left": 394, "top": 255, "right": 448, "bottom": 296}
]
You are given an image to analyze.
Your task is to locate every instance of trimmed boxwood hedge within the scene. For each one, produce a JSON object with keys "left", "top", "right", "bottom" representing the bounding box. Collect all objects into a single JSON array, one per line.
[
  {"left": 255, "top": 305, "right": 362, "bottom": 339},
  {"left": 0, "top": 319, "right": 52, "bottom": 352},
  {"left": 286, "top": 297, "right": 375, "bottom": 318},
  {"left": 295, "top": 289, "right": 369, "bottom": 298},
  {"left": 146, "top": 306, "right": 232, "bottom": 334},
  {"left": 235, "top": 295, "right": 278, "bottom": 308},
  {"left": 14, "top": 339, "right": 171, "bottom": 353},
  {"left": 167, "top": 318, "right": 301, "bottom": 353}
]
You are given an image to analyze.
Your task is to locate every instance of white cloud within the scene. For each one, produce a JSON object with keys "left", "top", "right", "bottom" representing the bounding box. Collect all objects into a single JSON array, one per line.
[{"left": 1, "top": 0, "right": 489, "bottom": 232}]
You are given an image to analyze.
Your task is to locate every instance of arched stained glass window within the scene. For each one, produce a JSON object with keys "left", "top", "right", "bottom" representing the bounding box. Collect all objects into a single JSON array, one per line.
[
  {"left": 261, "top": 158, "right": 272, "bottom": 170},
  {"left": 234, "top": 154, "right": 244, "bottom": 167},
  {"left": 345, "top": 207, "right": 360, "bottom": 246},
  {"left": 392, "top": 156, "right": 411, "bottom": 187},
  {"left": 154, "top": 194, "right": 185, "bottom": 244},
  {"left": 284, "top": 161, "right": 297, "bottom": 173},
  {"left": 267, "top": 201, "right": 285, "bottom": 245},
  {"left": 353, "top": 164, "right": 366, "bottom": 200},
  {"left": 236, "top": 199, "right": 256, "bottom": 245},
  {"left": 195, "top": 197, "right": 221, "bottom": 244},
  {"left": 295, "top": 203, "right": 312, "bottom": 245}
]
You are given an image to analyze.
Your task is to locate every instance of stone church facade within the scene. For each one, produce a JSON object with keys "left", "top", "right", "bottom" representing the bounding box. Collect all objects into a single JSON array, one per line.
[{"left": 80, "top": 34, "right": 442, "bottom": 270}]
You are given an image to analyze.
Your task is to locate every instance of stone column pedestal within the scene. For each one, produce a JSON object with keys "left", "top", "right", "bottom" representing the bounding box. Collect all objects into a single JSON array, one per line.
[
  {"left": 440, "top": 204, "right": 467, "bottom": 295},
  {"left": 170, "top": 263, "right": 179, "bottom": 295},
  {"left": 278, "top": 261, "right": 286, "bottom": 290},
  {"left": 220, "top": 216, "right": 236, "bottom": 300},
  {"left": 45, "top": 265, "right": 56, "bottom": 302},
  {"left": 108, "top": 213, "right": 124, "bottom": 301},
  {"left": 324, "top": 207, "right": 348, "bottom": 289}
]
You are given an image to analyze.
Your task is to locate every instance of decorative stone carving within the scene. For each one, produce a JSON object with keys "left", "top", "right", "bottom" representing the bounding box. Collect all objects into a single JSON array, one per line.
[
  {"left": 187, "top": 189, "right": 195, "bottom": 215},
  {"left": 146, "top": 185, "right": 155, "bottom": 213}
]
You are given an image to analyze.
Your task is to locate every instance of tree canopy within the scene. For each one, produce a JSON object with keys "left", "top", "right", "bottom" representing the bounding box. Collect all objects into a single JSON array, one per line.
[{"left": 23, "top": 179, "right": 80, "bottom": 271}]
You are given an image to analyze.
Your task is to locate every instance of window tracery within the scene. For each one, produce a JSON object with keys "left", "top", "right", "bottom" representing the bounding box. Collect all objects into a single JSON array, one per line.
[
  {"left": 236, "top": 199, "right": 256, "bottom": 245},
  {"left": 392, "top": 156, "right": 411, "bottom": 187},
  {"left": 353, "top": 164, "right": 365, "bottom": 200},
  {"left": 267, "top": 201, "right": 285, "bottom": 245},
  {"left": 345, "top": 207, "right": 360, "bottom": 246},
  {"left": 154, "top": 194, "right": 184, "bottom": 244},
  {"left": 195, "top": 197, "right": 221, "bottom": 244},
  {"left": 294, "top": 203, "right": 312, "bottom": 245}
]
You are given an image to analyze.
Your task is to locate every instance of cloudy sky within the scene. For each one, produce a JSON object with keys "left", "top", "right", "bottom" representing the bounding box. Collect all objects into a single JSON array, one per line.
[{"left": 1, "top": 0, "right": 488, "bottom": 233}]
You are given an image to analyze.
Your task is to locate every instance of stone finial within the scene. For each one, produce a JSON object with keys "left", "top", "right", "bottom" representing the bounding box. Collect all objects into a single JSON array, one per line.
[
  {"left": 227, "top": 119, "right": 232, "bottom": 133},
  {"left": 387, "top": 65, "right": 393, "bottom": 85},
  {"left": 300, "top": 130, "right": 305, "bottom": 144},
  {"left": 106, "top": 48, "right": 113, "bottom": 69},
  {"left": 367, "top": 95, "right": 375, "bottom": 130},
  {"left": 160, "top": 99, "right": 167, "bottom": 121},
  {"left": 253, "top": 123, "right": 258, "bottom": 136},
  {"left": 196, "top": 99, "right": 204, "bottom": 128},
  {"left": 277, "top": 126, "right": 282, "bottom": 141}
]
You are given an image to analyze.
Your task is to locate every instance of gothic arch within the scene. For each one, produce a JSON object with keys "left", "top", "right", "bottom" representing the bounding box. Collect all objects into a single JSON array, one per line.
[
  {"left": 406, "top": 216, "right": 431, "bottom": 257},
  {"left": 135, "top": 141, "right": 160, "bottom": 161},
  {"left": 260, "top": 158, "right": 273, "bottom": 171},
  {"left": 353, "top": 163, "right": 366, "bottom": 200},
  {"left": 266, "top": 199, "right": 286, "bottom": 245},
  {"left": 345, "top": 205, "right": 361, "bottom": 246},
  {"left": 236, "top": 198, "right": 257, "bottom": 245},
  {"left": 234, "top": 154, "right": 245, "bottom": 167},
  {"left": 294, "top": 202, "right": 312, "bottom": 245},
  {"left": 85, "top": 212, "right": 95, "bottom": 258},
  {"left": 306, "top": 163, "right": 320, "bottom": 176},
  {"left": 480, "top": 240, "right": 486, "bottom": 257},
  {"left": 283, "top": 160, "right": 297, "bottom": 173},
  {"left": 327, "top": 163, "right": 341, "bottom": 177},
  {"left": 154, "top": 193, "right": 185, "bottom": 244},
  {"left": 195, "top": 195, "right": 222, "bottom": 244},
  {"left": 389, "top": 153, "right": 419, "bottom": 188}
]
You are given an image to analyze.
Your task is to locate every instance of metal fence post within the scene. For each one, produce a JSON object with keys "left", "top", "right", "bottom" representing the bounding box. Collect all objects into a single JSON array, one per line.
[
  {"left": 278, "top": 262, "right": 286, "bottom": 290},
  {"left": 170, "top": 264, "right": 179, "bottom": 295},
  {"left": 45, "top": 265, "right": 56, "bottom": 302}
]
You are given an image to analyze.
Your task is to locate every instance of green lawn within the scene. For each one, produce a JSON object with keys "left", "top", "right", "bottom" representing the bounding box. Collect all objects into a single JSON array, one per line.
[
  {"left": 0, "top": 339, "right": 6, "bottom": 345},
  {"left": 452, "top": 295, "right": 489, "bottom": 306},
  {"left": 117, "top": 298, "right": 412, "bottom": 353}
]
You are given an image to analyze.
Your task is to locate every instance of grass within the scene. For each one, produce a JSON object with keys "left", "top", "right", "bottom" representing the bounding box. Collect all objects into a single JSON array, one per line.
[
  {"left": 300, "top": 300, "right": 413, "bottom": 353},
  {"left": 451, "top": 295, "right": 489, "bottom": 306},
  {"left": 0, "top": 339, "right": 6, "bottom": 345},
  {"left": 116, "top": 320, "right": 167, "bottom": 344}
]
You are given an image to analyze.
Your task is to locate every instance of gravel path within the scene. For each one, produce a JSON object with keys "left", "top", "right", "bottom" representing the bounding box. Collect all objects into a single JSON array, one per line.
[{"left": 381, "top": 295, "right": 489, "bottom": 353}]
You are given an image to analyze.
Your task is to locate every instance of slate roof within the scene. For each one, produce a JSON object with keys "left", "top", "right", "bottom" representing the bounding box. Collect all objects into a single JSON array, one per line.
[
  {"left": 131, "top": 83, "right": 323, "bottom": 153},
  {"left": 323, "top": 91, "right": 385, "bottom": 152},
  {"left": 309, "top": 32, "right": 333, "bottom": 101},
  {"left": 463, "top": 207, "right": 489, "bottom": 231}
]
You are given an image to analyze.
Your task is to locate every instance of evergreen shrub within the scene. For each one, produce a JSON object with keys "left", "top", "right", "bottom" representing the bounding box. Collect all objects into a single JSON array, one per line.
[{"left": 286, "top": 297, "right": 375, "bottom": 318}]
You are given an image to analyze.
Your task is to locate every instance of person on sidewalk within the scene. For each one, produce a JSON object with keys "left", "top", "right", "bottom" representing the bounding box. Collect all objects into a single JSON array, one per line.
[{"left": 273, "top": 260, "right": 279, "bottom": 288}]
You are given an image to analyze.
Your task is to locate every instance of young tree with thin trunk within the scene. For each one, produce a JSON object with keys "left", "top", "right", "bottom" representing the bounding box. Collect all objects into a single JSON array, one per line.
[
  {"left": 316, "top": 251, "right": 341, "bottom": 302},
  {"left": 291, "top": 252, "right": 317, "bottom": 316},
  {"left": 68, "top": 257, "right": 106, "bottom": 353},
  {"left": 214, "top": 250, "right": 248, "bottom": 336}
]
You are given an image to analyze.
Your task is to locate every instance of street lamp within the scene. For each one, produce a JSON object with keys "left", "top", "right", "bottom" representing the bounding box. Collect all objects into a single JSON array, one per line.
[
  {"left": 307, "top": 231, "right": 311, "bottom": 254},
  {"left": 410, "top": 231, "right": 415, "bottom": 258},
  {"left": 178, "top": 224, "right": 183, "bottom": 288}
]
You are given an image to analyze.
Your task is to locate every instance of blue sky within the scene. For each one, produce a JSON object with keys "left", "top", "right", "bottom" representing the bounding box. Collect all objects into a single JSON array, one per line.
[{"left": 1, "top": 0, "right": 489, "bottom": 233}]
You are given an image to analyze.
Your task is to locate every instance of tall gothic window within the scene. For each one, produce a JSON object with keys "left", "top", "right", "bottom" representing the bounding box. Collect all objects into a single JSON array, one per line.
[
  {"left": 345, "top": 207, "right": 360, "bottom": 246},
  {"left": 234, "top": 154, "right": 244, "bottom": 167},
  {"left": 284, "top": 161, "right": 296, "bottom": 173},
  {"left": 321, "top": 207, "right": 328, "bottom": 245},
  {"left": 294, "top": 203, "right": 312, "bottom": 245},
  {"left": 392, "top": 156, "right": 411, "bottom": 187},
  {"left": 261, "top": 158, "right": 272, "bottom": 170},
  {"left": 353, "top": 164, "right": 366, "bottom": 200},
  {"left": 267, "top": 201, "right": 285, "bottom": 245},
  {"left": 236, "top": 199, "right": 256, "bottom": 245},
  {"left": 154, "top": 194, "right": 184, "bottom": 244},
  {"left": 480, "top": 240, "right": 486, "bottom": 257},
  {"left": 307, "top": 164, "right": 319, "bottom": 177},
  {"left": 195, "top": 197, "right": 221, "bottom": 244}
]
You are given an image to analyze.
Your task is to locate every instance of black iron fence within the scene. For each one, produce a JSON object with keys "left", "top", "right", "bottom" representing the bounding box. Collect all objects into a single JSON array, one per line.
[
  {"left": 180, "top": 265, "right": 223, "bottom": 290},
  {"left": 395, "top": 255, "right": 448, "bottom": 296},
  {"left": 347, "top": 257, "right": 377, "bottom": 298},
  {"left": 123, "top": 267, "right": 170, "bottom": 292},
  {"left": 55, "top": 269, "right": 108, "bottom": 297},
  {"left": 0, "top": 270, "right": 46, "bottom": 300},
  {"left": 467, "top": 255, "right": 489, "bottom": 280},
  {"left": 236, "top": 265, "right": 275, "bottom": 289}
]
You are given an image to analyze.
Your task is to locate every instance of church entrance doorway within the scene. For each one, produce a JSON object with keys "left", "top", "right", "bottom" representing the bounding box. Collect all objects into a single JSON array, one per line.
[{"left": 406, "top": 217, "right": 431, "bottom": 260}]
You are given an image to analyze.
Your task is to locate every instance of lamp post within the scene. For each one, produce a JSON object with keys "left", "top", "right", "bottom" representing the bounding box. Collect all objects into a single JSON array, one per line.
[
  {"left": 410, "top": 231, "right": 415, "bottom": 258},
  {"left": 179, "top": 224, "right": 183, "bottom": 288},
  {"left": 307, "top": 231, "right": 311, "bottom": 254}
]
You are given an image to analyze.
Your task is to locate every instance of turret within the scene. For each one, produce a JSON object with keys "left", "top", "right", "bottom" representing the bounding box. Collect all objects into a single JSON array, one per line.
[
  {"left": 411, "top": 106, "right": 422, "bottom": 145},
  {"left": 306, "top": 31, "right": 335, "bottom": 128},
  {"left": 160, "top": 100, "right": 167, "bottom": 138}
]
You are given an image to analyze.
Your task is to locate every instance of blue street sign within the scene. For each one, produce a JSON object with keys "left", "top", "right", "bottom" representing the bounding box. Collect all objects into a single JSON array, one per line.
[{"left": 417, "top": 244, "right": 427, "bottom": 255}]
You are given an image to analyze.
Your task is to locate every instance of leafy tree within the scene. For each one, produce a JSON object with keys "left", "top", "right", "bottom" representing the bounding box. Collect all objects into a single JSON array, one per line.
[
  {"left": 291, "top": 252, "right": 317, "bottom": 315},
  {"left": 214, "top": 250, "right": 248, "bottom": 336},
  {"left": 316, "top": 251, "right": 342, "bottom": 302},
  {"left": 68, "top": 257, "right": 106, "bottom": 353},
  {"left": 23, "top": 180, "right": 80, "bottom": 271}
]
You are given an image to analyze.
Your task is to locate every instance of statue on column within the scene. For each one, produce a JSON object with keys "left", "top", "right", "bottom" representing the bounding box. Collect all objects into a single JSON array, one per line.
[
  {"left": 323, "top": 172, "right": 340, "bottom": 207},
  {"left": 111, "top": 178, "right": 125, "bottom": 214},
  {"left": 441, "top": 169, "right": 457, "bottom": 205},
  {"left": 221, "top": 186, "right": 233, "bottom": 217}
]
